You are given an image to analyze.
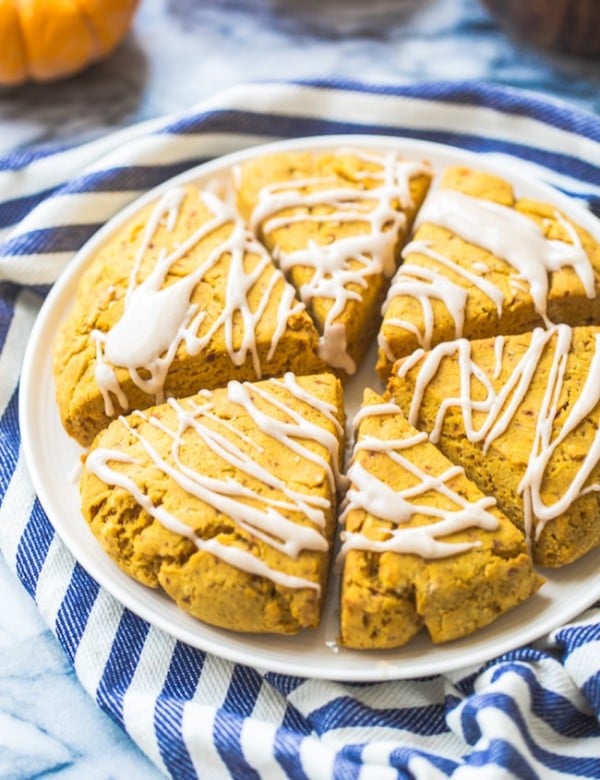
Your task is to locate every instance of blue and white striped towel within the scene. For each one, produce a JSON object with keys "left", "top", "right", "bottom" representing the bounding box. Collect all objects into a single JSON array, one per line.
[{"left": 1, "top": 80, "right": 600, "bottom": 779}]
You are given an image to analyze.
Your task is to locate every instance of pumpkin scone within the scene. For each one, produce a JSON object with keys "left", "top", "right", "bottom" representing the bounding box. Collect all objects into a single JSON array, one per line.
[
  {"left": 387, "top": 325, "right": 600, "bottom": 568},
  {"left": 376, "top": 165, "right": 600, "bottom": 379},
  {"left": 339, "top": 389, "right": 541, "bottom": 650},
  {"left": 236, "top": 148, "right": 432, "bottom": 376},
  {"left": 54, "top": 185, "right": 325, "bottom": 446},
  {"left": 80, "top": 372, "right": 345, "bottom": 634}
]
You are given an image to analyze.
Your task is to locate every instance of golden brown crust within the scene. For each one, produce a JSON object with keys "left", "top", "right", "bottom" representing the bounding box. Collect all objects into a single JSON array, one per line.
[
  {"left": 387, "top": 326, "right": 600, "bottom": 568},
  {"left": 376, "top": 165, "right": 600, "bottom": 379},
  {"left": 80, "top": 373, "right": 345, "bottom": 634},
  {"left": 237, "top": 150, "right": 432, "bottom": 374},
  {"left": 340, "top": 389, "right": 542, "bottom": 649},
  {"left": 53, "top": 186, "right": 326, "bottom": 446}
]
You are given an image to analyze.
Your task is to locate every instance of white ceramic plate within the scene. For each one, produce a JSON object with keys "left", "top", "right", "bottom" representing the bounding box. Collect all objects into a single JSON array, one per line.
[{"left": 20, "top": 135, "right": 600, "bottom": 681}]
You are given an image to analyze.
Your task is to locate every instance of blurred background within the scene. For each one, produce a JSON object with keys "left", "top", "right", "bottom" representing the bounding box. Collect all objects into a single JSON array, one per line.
[{"left": 0, "top": 0, "right": 598, "bottom": 154}]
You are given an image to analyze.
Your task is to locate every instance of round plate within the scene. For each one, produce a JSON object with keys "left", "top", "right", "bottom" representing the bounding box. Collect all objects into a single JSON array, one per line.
[{"left": 19, "top": 135, "right": 600, "bottom": 681}]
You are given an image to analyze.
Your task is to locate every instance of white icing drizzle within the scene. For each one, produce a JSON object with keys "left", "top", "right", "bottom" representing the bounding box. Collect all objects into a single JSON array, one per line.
[
  {"left": 379, "top": 239, "right": 503, "bottom": 356},
  {"left": 338, "top": 401, "right": 499, "bottom": 561},
  {"left": 400, "top": 325, "right": 600, "bottom": 546},
  {"left": 92, "top": 187, "right": 304, "bottom": 415},
  {"left": 249, "top": 150, "right": 429, "bottom": 373},
  {"left": 85, "top": 375, "right": 344, "bottom": 592},
  {"left": 351, "top": 401, "right": 399, "bottom": 431},
  {"left": 382, "top": 190, "right": 596, "bottom": 360},
  {"left": 416, "top": 189, "right": 595, "bottom": 326}
]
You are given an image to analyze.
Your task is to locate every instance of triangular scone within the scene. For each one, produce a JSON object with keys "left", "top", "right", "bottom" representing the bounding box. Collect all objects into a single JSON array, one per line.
[
  {"left": 376, "top": 165, "right": 600, "bottom": 379},
  {"left": 339, "top": 390, "right": 541, "bottom": 650},
  {"left": 236, "top": 149, "right": 432, "bottom": 375},
  {"left": 387, "top": 325, "right": 600, "bottom": 568},
  {"left": 54, "top": 185, "right": 326, "bottom": 446},
  {"left": 80, "top": 372, "right": 345, "bottom": 635}
]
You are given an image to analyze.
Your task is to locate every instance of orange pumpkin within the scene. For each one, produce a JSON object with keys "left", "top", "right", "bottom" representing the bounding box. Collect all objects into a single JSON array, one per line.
[{"left": 0, "top": 0, "right": 139, "bottom": 85}]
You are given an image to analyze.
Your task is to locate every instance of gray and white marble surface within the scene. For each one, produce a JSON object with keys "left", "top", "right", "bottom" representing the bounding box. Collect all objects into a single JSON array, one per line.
[{"left": 1, "top": 0, "right": 599, "bottom": 776}]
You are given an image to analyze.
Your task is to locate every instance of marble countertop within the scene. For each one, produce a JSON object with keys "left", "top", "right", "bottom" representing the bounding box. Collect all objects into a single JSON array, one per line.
[{"left": 1, "top": 0, "right": 599, "bottom": 776}]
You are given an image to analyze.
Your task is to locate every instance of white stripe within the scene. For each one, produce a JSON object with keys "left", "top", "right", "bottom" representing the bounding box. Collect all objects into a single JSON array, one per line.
[
  {"left": 1, "top": 82, "right": 596, "bottom": 209},
  {"left": 0, "top": 113, "right": 171, "bottom": 202},
  {"left": 249, "top": 679, "right": 287, "bottom": 723},
  {"left": 452, "top": 765, "right": 520, "bottom": 780},
  {"left": 300, "top": 734, "right": 336, "bottom": 779},
  {"left": 407, "top": 754, "right": 453, "bottom": 780},
  {"left": 452, "top": 669, "right": 600, "bottom": 761},
  {"left": 238, "top": 682, "right": 288, "bottom": 778},
  {"left": 0, "top": 289, "right": 40, "bottom": 413},
  {"left": 240, "top": 719, "right": 288, "bottom": 780},
  {"left": 358, "top": 763, "right": 399, "bottom": 780},
  {"left": 83, "top": 131, "right": 271, "bottom": 173},
  {"left": 0, "top": 251, "right": 73, "bottom": 285},
  {"left": 563, "top": 640, "right": 600, "bottom": 690},
  {"left": 181, "top": 655, "right": 240, "bottom": 778},
  {"left": 121, "top": 626, "right": 176, "bottom": 776},
  {"left": 8, "top": 191, "right": 136, "bottom": 234},
  {"left": 320, "top": 726, "right": 462, "bottom": 753},
  {"left": 181, "top": 703, "right": 231, "bottom": 780},
  {"left": 288, "top": 677, "right": 445, "bottom": 716},
  {"left": 0, "top": 450, "right": 36, "bottom": 567},
  {"left": 33, "top": 536, "right": 75, "bottom": 629},
  {"left": 73, "top": 588, "right": 124, "bottom": 697},
  {"left": 459, "top": 706, "right": 595, "bottom": 778},
  {"left": 474, "top": 656, "right": 593, "bottom": 714},
  {"left": 481, "top": 152, "right": 600, "bottom": 200},
  {"left": 201, "top": 83, "right": 600, "bottom": 164},
  {"left": 190, "top": 653, "right": 233, "bottom": 707}
]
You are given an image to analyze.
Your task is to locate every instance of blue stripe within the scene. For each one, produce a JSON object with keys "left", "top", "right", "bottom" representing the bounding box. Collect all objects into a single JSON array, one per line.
[
  {"left": 14, "top": 500, "right": 56, "bottom": 599},
  {"left": 489, "top": 663, "right": 600, "bottom": 738},
  {"left": 154, "top": 698, "right": 196, "bottom": 780},
  {"left": 59, "top": 161, "right": 210, "bottom": 195},
  {"left": 214, "top": 708, "right": 261, "bottom": 780},
  {"left": 0, "top": 387, "right": 19, "bottom": 497},
  {"left": 158, "top": 108, "right": 600, "bottom": 186},
  {"left": 0, "top": 283, "right": 19, "bottom": 361},
  {"left": 308, "top": 696, "right": 447, "bottom": 735},
  {"left": 554, "top": 622, "right": 600, "bottom": 653},
  {"left": 264, "top": 672, "right": 306, "bottom": 696},
  {"left": 273, "top": 729, "right": 310, "bottom": 780},
  {"left": 222, "top": 665, "right": 263, "bottom": 717},
  {"left": 96, "top": 609, "right": 150, "bottom": 722},
  {"left": 466, "top": 739, "right": 538, "bottom": 778},
  {"left": 0, "top": 223, "right": 102, "bottom": 256},
  {"left": 582, "top": 672, "right": 600, "bottom": 713},
  {"left": 332, "top": 749, "right": 361, "bottom": 780},
  {"left": 388, "top": 745, "right": 457, "bottom": 776},
  {"left": 281, "top": 702, "right": 312, "bottom": 735},
  {"left": 0, "top": 142, "right": 73, "bottom": 172},
  {"left": 155, "top": 642, "right": 205, "bottom": 780},
  {"left": 460, "top": 692, "right": 600, "bottom": 775},
  {"left": 55, "top": 563, "right": 101, "bottom": 662},
  {"left": 0, "top": 187, "right": 57, "bottom": 229},
  {"left": 214, "top": 667, "right": 264, "bottom": 779},
  {"left": 290, "top": 78, "right": 600, "bottom": 143}
]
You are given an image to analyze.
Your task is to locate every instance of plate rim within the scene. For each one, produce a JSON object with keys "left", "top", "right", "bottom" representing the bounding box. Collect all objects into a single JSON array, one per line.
[{"left": 19, "top": 133, "right": 600, "bottom": 681}]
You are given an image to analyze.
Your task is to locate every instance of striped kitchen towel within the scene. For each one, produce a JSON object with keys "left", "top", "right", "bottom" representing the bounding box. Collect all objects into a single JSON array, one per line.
[{"left": 1, "top": 80, "right": 600, "bottom": 779}]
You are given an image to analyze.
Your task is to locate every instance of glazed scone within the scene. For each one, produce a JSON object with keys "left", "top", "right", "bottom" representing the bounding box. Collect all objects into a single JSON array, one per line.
[
  {"left": 54, "top": 184, "right": 325, "bottom": 446},
  {"left": 339, "top": 389, "right": 541, "bottom": 649},
  {"left": 80, "top": 372, "right": 345, "bottom": 634},
  {"left": 387, "top": 325, "right": 600, "bottom": 568},
  {"left": 376, "top": 166, "right": 600, "bottom": 379},
  {"left": 236, "top": 148, "right": 432, "bottom": 375}
]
